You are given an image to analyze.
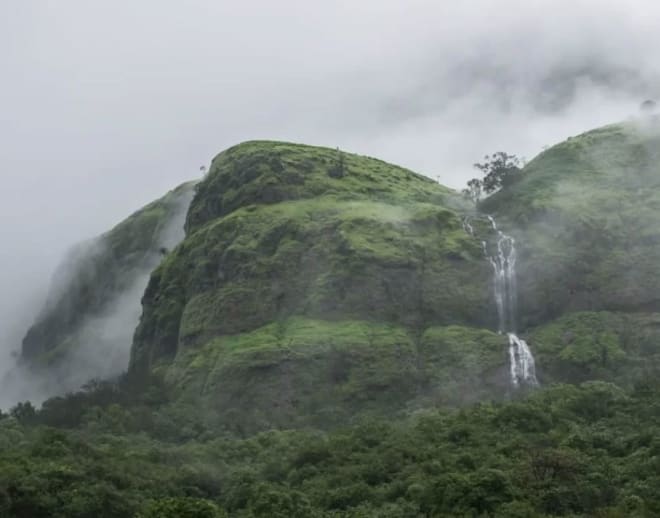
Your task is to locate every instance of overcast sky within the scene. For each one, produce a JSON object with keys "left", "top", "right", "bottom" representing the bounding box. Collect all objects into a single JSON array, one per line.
[{"left": 1, "top": 0, "right": 659, "bottom": 371}]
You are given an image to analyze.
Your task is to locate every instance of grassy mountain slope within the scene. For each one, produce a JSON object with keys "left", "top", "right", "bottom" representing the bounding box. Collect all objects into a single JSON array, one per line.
[
  {"left": 453, "top": 117, "right": 660, "bottom": 393},
  {"left": 482, "top": 119, "right": 660, "bottom": 328},
  {"left": 128, "top": 141, "right": 510, "bottom": 431}
]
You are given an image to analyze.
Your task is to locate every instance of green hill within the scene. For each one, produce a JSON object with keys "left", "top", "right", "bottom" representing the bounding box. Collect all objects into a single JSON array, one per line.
[
  {"left": 4, "top": 125, "right": 660, "bottom": 516},
  {"left": 473, "top": 119, "right": 660, "bottom": 389},
  {"left": 129, "top": 141, "right": 507, "bottom": 432},
  {"left": 16, "top": 125, "right": 660, "bottom": 422},
  {"left": 483, "top": 120, "right": 660, "bottom": 324}
]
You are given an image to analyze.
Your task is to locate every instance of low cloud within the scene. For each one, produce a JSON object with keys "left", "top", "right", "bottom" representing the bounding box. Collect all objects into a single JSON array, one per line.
[{"left": 0, "top": 188, "right": 192, "bottom": 409}]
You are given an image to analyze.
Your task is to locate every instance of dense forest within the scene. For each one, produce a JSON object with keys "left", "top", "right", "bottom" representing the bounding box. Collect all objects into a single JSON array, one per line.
[{"left": 2, "top": 374, "right": 660, "bottom": 517}]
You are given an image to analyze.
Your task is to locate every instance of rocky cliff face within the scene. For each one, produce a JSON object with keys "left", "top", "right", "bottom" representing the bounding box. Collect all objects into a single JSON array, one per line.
[{"left": 14, "top": 181, "right": 196, "bottom": 397}]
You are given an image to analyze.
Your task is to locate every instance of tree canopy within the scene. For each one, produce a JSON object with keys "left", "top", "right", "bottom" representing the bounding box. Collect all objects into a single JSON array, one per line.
[{"left": 463, "top": 151, "right": 523, "bottom": 203}]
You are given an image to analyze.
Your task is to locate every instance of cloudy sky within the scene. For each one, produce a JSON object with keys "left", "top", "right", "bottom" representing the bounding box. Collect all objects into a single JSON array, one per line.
[{"left": 1, "top": 0, "right": 659, "bottom": 374}]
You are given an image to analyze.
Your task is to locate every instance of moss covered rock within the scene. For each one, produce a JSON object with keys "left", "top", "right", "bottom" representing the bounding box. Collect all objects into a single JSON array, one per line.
[
  {"left": 126, "top": 141, "right": 507, "bottom": 429},
  {"left": 160, "top": 318, "right": 509, "bottom": 434}
]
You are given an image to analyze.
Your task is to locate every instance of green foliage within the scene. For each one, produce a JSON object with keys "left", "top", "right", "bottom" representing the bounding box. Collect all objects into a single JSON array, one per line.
[
  {"left": 481, "top": 122, "right": 660, "bottom": 327},
  {"left": 129, "top": 141, "right": 493, "bottom": 429},
  {"left": 138, "top": 497, "right": 225, "bottom": 518},
  {"left": 10, "top": 129, "right": 660, "bottom": 517},
  {"left": 185, "top": 140, "right": 462, "bottom": 234},
  {"left": 530, "top": 311, "right": 660, "bottom": 387},
  {"left": 463, "top": 151, "right": 522, "bottom": 203},
  {"left": 3, "top": 380, "right": 660, "bottom": 516},
  {"left": 157, "top": 319, "right": 509, "bottom": 434},
  {"left": 474, "top": 151, "right": 523, "bottom": 193}
]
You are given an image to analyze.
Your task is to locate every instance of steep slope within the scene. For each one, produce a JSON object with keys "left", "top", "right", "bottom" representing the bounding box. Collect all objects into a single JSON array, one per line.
[
  {"left": 128, "top": 141, "right": 510, "bottom": 432},
  {"left": 12, "top": 181, "right": 196, "bottom": 397},
  {"left": 483, "top": 119, "right": 660, "bottom": 323},
  {"left": 480, "top": 117, "right": 660, "bottom": 386}
]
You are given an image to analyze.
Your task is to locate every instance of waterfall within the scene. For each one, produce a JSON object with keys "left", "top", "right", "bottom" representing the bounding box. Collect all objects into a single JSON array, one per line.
[
  {"left": 486, "top": 216, "right": 518, "bottom": 333},
  {"left": 462, "top": 218, "right": 475, "bottom": 237},
  {"left": 507, "top": 333, "right": 538, "bottom": 388},
  {"left": 464, "top": 216, "right": 539, "bottom": 387}
]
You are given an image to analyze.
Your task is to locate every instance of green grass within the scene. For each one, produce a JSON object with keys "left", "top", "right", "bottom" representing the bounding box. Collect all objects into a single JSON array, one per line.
[
  {"left": 132, "top": 196, "right": 493, "bottom": 362},
  {"left": 478, "top": 120, "right": 660, "bottom": 327},
  {"left": 185, "top": 140, "right": 465, "bottom": 233}
]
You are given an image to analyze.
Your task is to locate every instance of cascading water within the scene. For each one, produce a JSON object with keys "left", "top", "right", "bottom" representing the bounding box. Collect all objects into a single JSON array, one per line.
[
  {"left": 464, "top": 216, "right": 538, "bottom": 388},
  {"left": 507, "top": 333, "right": 537, "bottom": 388},
  {"left": 485, "top": 216, "right": 518, "bottom": 334},
  {"left": 486, "top": 216, "right": 538, "bottom": 387}
]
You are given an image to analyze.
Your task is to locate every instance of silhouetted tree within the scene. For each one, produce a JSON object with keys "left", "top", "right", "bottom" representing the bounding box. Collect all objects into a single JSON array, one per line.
[
  {"left": 462, "top": 151, "right": 522, "bottom": 202},
  {"left": 462, "top": 178, "right": 483, "bottom": 204},
  {"left": 473, "top": 151, "right": 522, "bottom": 193},
  {"left": 10, "top": 401, "right": 37, "bottom": 425}
]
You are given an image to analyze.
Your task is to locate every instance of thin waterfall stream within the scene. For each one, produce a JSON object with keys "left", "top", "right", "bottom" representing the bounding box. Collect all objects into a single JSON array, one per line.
[{"left": 464, "top": 216, "right": 538, "bottom": 388}]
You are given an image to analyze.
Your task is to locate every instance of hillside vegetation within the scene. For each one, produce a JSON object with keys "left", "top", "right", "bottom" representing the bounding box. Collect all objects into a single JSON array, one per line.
[
  {"left": 129, "top": 141, "right": 504, "bottom": 431},
  {"left": 4, "top": 123, "right": 660, "bottom": 516},
  {"left": 2, "top": 378, "right": 660, "bottom": 516},
  {"left": 483, "top": 120, "right": 660, "bottom": 327}
]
